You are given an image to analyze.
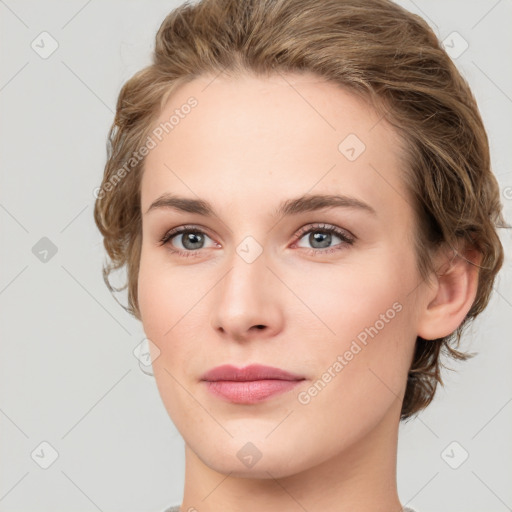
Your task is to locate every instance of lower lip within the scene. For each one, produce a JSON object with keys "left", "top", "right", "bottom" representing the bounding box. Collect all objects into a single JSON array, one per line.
[{"left": 203, "top": 379, "right": 303, "bottom": 404}]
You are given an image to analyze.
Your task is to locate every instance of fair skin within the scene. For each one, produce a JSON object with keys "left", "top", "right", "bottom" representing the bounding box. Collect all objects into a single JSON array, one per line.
[{"left": 137, "top": 71, "right": 479, "bottom": 512}]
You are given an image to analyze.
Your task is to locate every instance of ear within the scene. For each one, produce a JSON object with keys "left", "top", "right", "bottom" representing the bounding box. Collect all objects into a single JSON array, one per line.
[{"left": 417, "top": 245, "right": 482, "bottom": 340}]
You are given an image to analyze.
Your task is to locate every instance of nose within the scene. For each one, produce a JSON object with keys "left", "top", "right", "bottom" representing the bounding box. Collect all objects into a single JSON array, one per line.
[{"left": 210, "top": 246, "right": 284, "bottom": 343}]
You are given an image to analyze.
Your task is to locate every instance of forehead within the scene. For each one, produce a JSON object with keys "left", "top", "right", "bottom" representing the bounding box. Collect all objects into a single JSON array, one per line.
[{"left": 141, "top": 71, "right": 410, "bottom": 221}]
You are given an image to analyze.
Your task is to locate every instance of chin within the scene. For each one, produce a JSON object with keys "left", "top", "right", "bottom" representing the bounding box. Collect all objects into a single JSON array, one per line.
[{"left": 190, "top": 435, "right": 318, "bottom": 480}]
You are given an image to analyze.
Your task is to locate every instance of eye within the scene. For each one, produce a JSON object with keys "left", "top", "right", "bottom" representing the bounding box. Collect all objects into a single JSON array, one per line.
[
  {"left": 292, "top": 223, "right": 355, "bottom": 255},
  {"left": 158, "top": 225, "right": 218, "bottom": 257}
]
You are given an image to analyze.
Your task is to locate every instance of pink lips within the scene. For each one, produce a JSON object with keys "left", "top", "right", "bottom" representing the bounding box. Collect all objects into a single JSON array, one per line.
[{"left": 201, "top": 364, "right": 305, "bottom": 404}]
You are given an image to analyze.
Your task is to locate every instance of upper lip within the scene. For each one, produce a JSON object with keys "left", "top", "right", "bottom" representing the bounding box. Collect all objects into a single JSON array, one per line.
[{"left": 201, "top": 364, "right": 305, "bottom": 382}]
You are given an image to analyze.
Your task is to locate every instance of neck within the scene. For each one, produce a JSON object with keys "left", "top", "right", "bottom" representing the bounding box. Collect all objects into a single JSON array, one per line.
[{"left": 178, "top": 401, "right": 404, "bottom": 512}]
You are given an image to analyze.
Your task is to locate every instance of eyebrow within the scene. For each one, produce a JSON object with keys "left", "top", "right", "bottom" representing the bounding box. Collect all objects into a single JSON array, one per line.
[{"left": 145, "top": 192, "right": 376, "bottom": 217}]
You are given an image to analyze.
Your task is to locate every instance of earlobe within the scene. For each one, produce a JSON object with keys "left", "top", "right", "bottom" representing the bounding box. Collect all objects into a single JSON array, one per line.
[{"left": 417, "top": 247, "right": 482, "bottom": 340}]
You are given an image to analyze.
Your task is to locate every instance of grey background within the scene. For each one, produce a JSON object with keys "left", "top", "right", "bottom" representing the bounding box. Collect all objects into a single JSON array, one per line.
[{"left": 0, "top": 1, "right": 511, "bottom": 511}]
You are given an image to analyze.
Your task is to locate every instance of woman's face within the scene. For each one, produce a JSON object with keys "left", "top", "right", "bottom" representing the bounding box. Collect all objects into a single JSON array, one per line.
[{"left": 138, "top": 72, "right": 427, "bottom": 478}]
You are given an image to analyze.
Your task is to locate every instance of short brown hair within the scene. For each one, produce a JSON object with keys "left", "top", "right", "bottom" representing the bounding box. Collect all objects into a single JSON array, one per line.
[{"left": 94, "top": 0, "right": 507, "bottom": 420}]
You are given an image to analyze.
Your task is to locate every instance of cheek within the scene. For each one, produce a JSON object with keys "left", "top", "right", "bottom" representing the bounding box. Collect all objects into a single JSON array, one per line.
[
  {"left": 138, "top": 250, "right": 202, "bottom": 422},
  {"left": 137, "top": 248, "right": 181, "bottom": 338},
  {"left": 137, "top": 248, "right": 209, "bottom": 377},
  {"left": 290, "top": 250, "right": 414, "bottom": 341},
  {"left": 298, "top": 251, "right": 417, "bottom": 395}
]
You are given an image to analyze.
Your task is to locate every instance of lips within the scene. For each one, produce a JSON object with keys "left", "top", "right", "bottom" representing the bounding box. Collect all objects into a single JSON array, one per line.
[
  {"left": 200, "top": 364, "right": 305, "bottom": 382},
  {"left": 200, "top": 364, "right": 306, "bottom": 404}
]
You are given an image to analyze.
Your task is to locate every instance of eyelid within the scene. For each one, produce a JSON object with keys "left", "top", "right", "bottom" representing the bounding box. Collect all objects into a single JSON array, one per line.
[
  {"left": 293, "top": 222, "right": 356, "bottom": 242},
  {"left": 158, "top": 224, "right": 216, "bottom": 246}
]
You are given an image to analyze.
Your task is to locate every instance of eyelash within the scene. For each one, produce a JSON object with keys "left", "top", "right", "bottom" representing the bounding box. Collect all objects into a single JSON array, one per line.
[{"left": 158, "top": 223, "right": 355, "bottom": 258}]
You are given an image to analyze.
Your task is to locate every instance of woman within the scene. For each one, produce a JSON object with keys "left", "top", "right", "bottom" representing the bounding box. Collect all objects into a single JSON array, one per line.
[{"left": 94, "top": 0, "right": 506, "bottom": 510}]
